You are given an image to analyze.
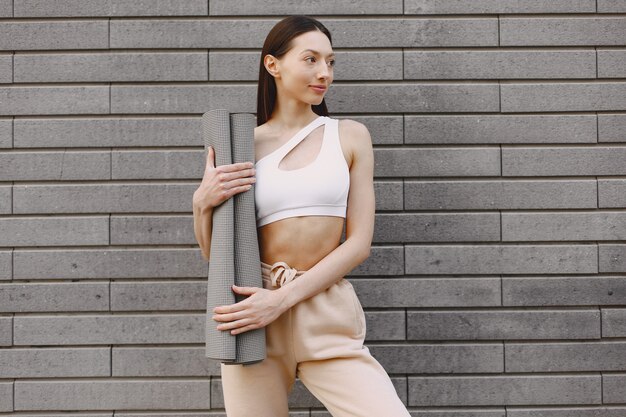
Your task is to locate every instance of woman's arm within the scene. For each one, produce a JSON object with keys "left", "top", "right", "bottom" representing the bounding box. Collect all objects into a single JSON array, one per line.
[
  {"left": 192, "top": 146, "right": 256, "bottom": 262},
  {"left": 193, "top": 198, "right": 213, "bottom": 261},
  {"left": 277, "top": 119, "right": 375, "bottom": 309}
]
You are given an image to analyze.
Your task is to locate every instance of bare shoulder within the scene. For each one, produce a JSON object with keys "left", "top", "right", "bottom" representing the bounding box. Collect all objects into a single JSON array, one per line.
[
  {"left": 338, "top": 118, "right": 371, "bottom": 140},
  {"left": 337, "top": 118, "right": 373, "bottom": 169}
]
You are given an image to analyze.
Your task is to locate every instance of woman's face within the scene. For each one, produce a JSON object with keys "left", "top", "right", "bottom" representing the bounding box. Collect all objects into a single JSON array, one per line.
[{"left": 267, "top": 30, "right": 335, "bottom": 105}]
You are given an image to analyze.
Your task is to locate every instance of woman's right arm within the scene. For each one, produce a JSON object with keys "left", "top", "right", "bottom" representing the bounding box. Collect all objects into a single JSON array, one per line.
[
  {"left": 192, "top": 146, "right": 256, "bottom": 261},
  {"left": 193, "top": 197, "right": 213, "bottom": 261}
]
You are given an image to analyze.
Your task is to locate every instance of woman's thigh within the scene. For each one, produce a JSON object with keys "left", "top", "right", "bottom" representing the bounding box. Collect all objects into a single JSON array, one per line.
[{"left": 220, "top": 307, "right": 297, "bottom": 417}]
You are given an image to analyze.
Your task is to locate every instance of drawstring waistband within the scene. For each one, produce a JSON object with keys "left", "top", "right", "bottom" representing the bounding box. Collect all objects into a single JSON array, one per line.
[{"left": 261, "top": 261, "right": 306, "bottom": 288}]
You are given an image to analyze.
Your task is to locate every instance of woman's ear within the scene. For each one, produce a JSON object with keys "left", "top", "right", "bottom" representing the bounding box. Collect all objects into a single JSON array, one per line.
[{"left": 264, "top": 54, "right": 280, "bottom": 79}]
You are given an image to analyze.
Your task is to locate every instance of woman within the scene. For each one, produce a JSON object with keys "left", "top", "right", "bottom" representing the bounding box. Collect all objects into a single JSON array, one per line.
[{"left": 192, "top": 15, "right": 411, "bottom": 417}]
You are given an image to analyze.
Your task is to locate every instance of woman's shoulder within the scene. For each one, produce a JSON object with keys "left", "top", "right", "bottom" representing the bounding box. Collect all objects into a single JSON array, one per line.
[{"left": 336, "top": 117, "right": 372, "bottom": 146}]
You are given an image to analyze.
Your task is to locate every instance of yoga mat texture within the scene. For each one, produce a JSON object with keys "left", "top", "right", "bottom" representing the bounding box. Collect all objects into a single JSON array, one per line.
[{"left": 201, "top": 109, "right": 266, "bottom": 365}]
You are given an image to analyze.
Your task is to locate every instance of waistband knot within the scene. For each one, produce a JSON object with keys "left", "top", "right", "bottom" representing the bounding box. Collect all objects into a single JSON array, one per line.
[{"left": 267, "top": 261, "right": 300, "bottom": 288}]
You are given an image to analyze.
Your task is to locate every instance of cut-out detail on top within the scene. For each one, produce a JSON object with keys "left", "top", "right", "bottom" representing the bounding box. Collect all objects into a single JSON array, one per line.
[
  {"left": 277, "top": 123, "right": 326, "bottom": 172},
  {"left": 255, "top": 115, "right": 325, "bottom": 166}
]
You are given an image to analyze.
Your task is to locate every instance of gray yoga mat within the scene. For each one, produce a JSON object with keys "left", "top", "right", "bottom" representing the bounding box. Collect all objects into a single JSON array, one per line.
[{"left": 201, "top": 109, "right": 266, "bottom": 365}]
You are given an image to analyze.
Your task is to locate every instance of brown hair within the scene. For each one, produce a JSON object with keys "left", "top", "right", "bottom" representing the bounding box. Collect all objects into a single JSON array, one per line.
[{"left": 256, "top": 15, "right": 333, "bottom": 126}]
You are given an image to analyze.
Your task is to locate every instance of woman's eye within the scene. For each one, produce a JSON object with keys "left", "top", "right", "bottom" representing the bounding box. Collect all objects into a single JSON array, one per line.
[
  {"left": 329, "top": 60, "right": 335, "bottom": 67},
  {"left": 306, "top": 57, "right": 315, "bottom": 63}
]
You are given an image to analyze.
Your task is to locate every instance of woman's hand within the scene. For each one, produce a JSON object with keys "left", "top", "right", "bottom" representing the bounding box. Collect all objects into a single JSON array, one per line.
[
  {"left": 212, "top": 285, "right": 289, "bottom": 335},
  {"left": 193, "top": 146, "right": 256, "bottom": 210}
]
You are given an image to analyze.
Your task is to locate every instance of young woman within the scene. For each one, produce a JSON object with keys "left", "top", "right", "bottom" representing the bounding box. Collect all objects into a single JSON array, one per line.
[{"left": 192, "top": 15, "right": 411, "bottom": 417}]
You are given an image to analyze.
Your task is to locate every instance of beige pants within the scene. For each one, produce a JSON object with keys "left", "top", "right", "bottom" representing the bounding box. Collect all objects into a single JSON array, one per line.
[{"left": 220, "top": 260, "right": 411, "bottom": 417}]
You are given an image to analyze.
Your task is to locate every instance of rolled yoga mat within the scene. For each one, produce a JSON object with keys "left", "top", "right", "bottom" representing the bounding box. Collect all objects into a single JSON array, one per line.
[{"left": 201, "top": 109, "right": 266, "bottom": 365}]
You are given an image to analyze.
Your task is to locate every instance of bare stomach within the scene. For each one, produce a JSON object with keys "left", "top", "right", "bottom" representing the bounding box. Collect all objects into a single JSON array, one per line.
[{"left": 257, "top": 216, "right": 345, "bottom": 271}]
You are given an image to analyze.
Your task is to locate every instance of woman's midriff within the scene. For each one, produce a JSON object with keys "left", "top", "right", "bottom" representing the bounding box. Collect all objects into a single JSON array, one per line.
[{"left": 257, "top": 215, "right": 344, "bottom": 270}]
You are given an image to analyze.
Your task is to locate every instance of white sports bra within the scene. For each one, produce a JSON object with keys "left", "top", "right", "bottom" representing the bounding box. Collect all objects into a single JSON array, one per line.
[{"left": 254, "top": 115, "right": 350, "bottom": 227}]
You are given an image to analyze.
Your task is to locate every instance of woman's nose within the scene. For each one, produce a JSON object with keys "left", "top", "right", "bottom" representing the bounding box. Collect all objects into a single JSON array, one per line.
[{"left": 318, "top": 63, "right": 331, "bottom": 78}]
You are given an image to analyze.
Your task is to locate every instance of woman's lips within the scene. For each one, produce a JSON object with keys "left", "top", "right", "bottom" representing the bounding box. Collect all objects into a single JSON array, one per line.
[{"left": 310, "top": 86, "right": 326, "bottom": 93}]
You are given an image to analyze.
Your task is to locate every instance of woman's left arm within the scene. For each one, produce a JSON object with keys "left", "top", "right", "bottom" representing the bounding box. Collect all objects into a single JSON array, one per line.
[{"left": 278, "top": 119, "right": 375, "bottom": 309}]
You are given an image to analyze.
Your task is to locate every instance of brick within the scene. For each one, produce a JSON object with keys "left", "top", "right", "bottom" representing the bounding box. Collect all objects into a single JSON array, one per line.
[
  {"left": 361, "top": 311, "right": 406, "bottom": 340},
  {"left": 602, "top": 308, "right": 626, "bottom": 337},
  {"left": 0, "top": 316, "right": 11, "bottom": 345},
  {"left": 0, "top": 0, "right": 10, "bottom": 17},
  {"left": 408, "top": 375, "right": 601, "bottom": 406},
  {"left": 0, "top": 20, "right": 108, "bottom": 50},
  {"left": 346, "top": 115, "right": 404, "bottom": 145},
  {"left": 0, "top": 151, "right": 109, "bottom": 181},
  {"left": 405, "top": 0, "right": 596, "bottom": 14},
  {"left": 13, "top": 183, "right": 198, "bottom": 214},
  {"left": 599, "top": 180, "right": 626, "bottom": 208},
  {"left": 501, "top": 82, "right": 626, "bottom": 112},
  {"left": 113, "top": 347, "right": 217, "bottom": 376},
  {"left": 405, "top": 114, "right": 597, "bottom": 144},
  {"left": 405, "top": 180, "right": 597, "bottom": 210},
  {"left": 506, "top": 341, "right": 626, "bottom": 372},
  {"left": 6, "top": 414, "right": 111, "bottom": 417},
  {"left": 374, "top": 181, "right": 403, "bottom": 210},
  {"left": 15, "top": 52, "right": 207, "bottom": 82},
  {"left": 14, "top": 0, "right": 208, "bottom": 16},
  {"left": 110, "top": 19, "right": 275, "bottom": 49},
  {"left": 599, "top": 114, "right": 626, "bottom": 142},
  {"left": 13, "top": 314, "right": 204, "bottom": 345},
  {"left": 14, "top": 379, "right": 210, "bottom": 410},
  {"left": 114, "top": 411, "right": 224, "bottom": 417},
  {"left": 111, "top": 215, "right": 194, "bottom": 245},
  {"left": 110, "top": 19, "right": 498, "bottom": 49},
  {"left": 0, "top": 250, "right": 11, "bottom": 280},
  {"left": 0, "top": 53, "right": 11, "bottom": 84},
  {"left": 407, "top": 309, "right": 600, "bottom": 340},
  {"left": 502, "top": 212, "right": 626, "bottom": 241},
  {"left": 351, "top": 246, "right": 404, "bottom": 276},
  {"left": 406, "top": 244, "right": 597, "bottom": 275},
  {"left": 503, "top": 276, "right": 626, "bottom": 306},
  {"left": 599, "top": 244, "right": 626, "bottom": 273},
  {"left": 13, "top": 248, "right": 205, "bottom": 279},
  {"left": 328, "top": 83, "right": 500, "bottom": 113},
  {"left": 330, "top": 19, "right": 499, "bottom": 47},
  {"left": 598, "top": 0, "right": 626, "bottom": 12},
  {"left": 0, "top": 86, "right": 109, "bottom": 115},
  {"left": 374, "top": 147, "right": 500, "bottom": 177},
  {"left": 508, "top": 407, "right": 626, "bottom": 417},
  {"left": 209, "top": 0, "right": 403, "bottom": 15},
  {"left": 598, "top": 49, "right": 626, "bottom": 78},
  {"left": 603, "top": 374, "right": 626, "bottom": 403},
  {"left": 112, "top": 150, "right": 200, "bottom": 179},
  {"left": 0, "top": 381, "right": 11, "bottom": 411},
  {"left": 0, "top": 185, "right": 10, "bottom": 214},
  {"left": 111, "top": 281, "right": 205, "bottom": 311},
  {"left": 0, "top": 347, "right": 109, "bottom": 377},
  {"left": 0, "top": 282, "right": 109, "bottom": 312},
  {"left": 368, "top": 343, "right": 503, "bottom": 373},
  {"left": 0, "top": 118, "right": 11, "bottom": 148},
  {"left": 14, "top": 117, "right": 200, "bottom": 148},
  {"left": 210, "top": 50, "right": 403, "bottom": 81},
  {"left": 503, "top": 147, "right": 626, "bottom": 176},
  {"left": 374, "top": 212, "right": 500, "bottom": 242},
  {"left": 352, "top": 277, "right": 500, "bottom": 308},
  {"left": 405, "top": 50, "right": 595, "bottom": 79},
  {"left": 500, "top": 17, "right": 626, "bottom": 46},
  {"left": 111, "top": 84, "right": 256, "bottom": 114}
]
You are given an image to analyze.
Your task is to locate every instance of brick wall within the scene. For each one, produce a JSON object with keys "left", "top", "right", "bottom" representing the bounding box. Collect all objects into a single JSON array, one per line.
[{"left": 1, "top": 1, "right": 626, "bottom": 415}]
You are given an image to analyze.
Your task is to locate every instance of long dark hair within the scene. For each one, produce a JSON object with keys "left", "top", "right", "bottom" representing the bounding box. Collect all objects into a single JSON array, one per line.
[{"left": 256, "top": 15, "right": 332, "bottom": 126}]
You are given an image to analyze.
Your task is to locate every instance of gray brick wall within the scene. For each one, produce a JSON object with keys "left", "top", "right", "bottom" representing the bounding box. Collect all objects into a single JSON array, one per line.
[{"left": 1, "top": 1, "right": 625, "bottom": 415}]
